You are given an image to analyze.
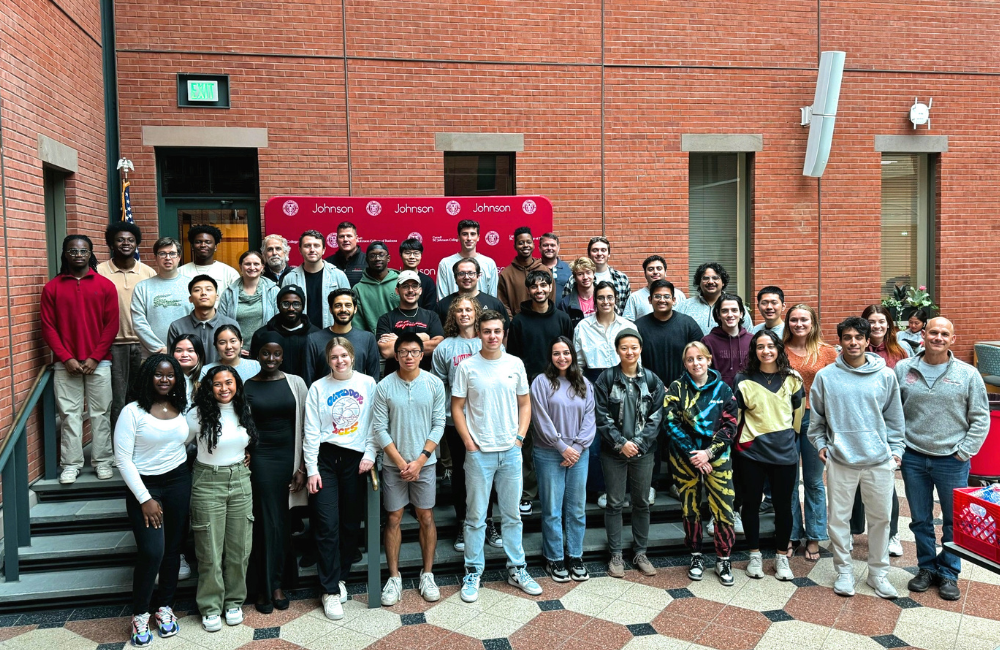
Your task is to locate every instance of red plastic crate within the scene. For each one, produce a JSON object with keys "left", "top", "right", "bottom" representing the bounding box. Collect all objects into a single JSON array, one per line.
[{"left": 954, "top": 487, "right": 1000, "bottom": 563}]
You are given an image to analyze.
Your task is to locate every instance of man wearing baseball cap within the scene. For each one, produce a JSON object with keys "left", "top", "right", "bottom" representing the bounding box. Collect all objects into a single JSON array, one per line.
[
  {"left": 376, "top": 271, "right": 445, "bottom": 375},
  {"left": 354, "top": 241, "right": 400, "bottom": 333}
]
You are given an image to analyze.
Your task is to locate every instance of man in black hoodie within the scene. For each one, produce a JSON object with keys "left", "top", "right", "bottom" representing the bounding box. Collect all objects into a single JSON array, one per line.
[
  {"left": 249, "top": 285, "right": 321, "bottom": 378},
  {"left": 506, "top": 269, "right": 574, "bottom": 515}
]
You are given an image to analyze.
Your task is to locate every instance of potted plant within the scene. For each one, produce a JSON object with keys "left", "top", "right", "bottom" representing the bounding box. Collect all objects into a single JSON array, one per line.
[{"left": 881, "top": 284, "right": 938, "bottom": 326}]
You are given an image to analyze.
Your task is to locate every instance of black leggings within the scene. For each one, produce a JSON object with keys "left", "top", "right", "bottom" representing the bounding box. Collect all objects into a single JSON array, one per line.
[
  {"left": 125, "top": 463, "right": 191, "bottom": 615},
  {"left": 310, "top": 444, "right": 365, "bottom": 595},
  {"left": 735, "top": 455, "right": 797, "bottom": 550}
]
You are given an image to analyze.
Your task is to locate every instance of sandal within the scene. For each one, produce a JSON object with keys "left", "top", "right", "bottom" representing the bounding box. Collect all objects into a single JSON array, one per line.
[{"left": 804, "top": 540, "right": 821, "bottom": 562}]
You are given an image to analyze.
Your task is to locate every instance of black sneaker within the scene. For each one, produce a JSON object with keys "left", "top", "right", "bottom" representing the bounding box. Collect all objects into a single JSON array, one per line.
[
  {"left": 759, "top": 499, "right": 774, "bottom": 514},
  {"left": 546, "top": 560, "right": 570, "bottom": 583},
  {"left": 519, "top": 499, "right": 533, "bottom": 516},
  {"left": 907, "top": 568, "right": 934, "bottom": 593},
  {"left": 568, "top": 556, "right": 590, "bottom": 582},
  {"left": 688, "top": 554, "right": 705, "bottom": 581},
  {"left": 938, "top": 577, "right": 961, "bottom": 601},
  {"left": 486, "top": 519, "right": 503, "bottom": 548},
  {"left": 453, "top": 531, "right": 465, "bottom": 552},
  {"left": 715, "top": 558, "right": 735, "bottom": 587}
]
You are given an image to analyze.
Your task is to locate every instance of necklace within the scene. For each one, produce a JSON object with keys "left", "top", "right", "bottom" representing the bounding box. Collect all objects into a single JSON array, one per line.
[
  {"left": 760, "top": 372, "right": 780, "bottom": 387},
  {"left": 399, "top": 307, "right": 418, "bottom": 318}
]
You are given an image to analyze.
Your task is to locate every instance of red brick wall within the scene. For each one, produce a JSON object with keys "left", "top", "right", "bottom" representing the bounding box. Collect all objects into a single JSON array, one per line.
[
  {"left": 0, "top": 0, "right": 107, "bottom": 480},
  {"left": 108, "top": 0, "right": 1000, "bottom": 365}
]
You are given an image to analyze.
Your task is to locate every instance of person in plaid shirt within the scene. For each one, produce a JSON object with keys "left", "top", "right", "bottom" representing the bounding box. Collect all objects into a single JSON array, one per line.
[{"left": 562, "top": 236, "right": 631, "bottom": 315}]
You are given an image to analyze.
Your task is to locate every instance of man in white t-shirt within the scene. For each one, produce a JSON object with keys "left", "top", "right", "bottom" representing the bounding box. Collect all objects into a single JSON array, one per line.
[
  {"left": 436, "top": 220, "right": 498, "bottom": 298},
  {"left": 451, "top": 309, "right": 541, "bottom": 603}
]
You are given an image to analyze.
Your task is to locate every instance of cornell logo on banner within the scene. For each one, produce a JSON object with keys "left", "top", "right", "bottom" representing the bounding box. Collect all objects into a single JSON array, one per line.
[
  {"left": 446, "top": 200, "right": 461, "bottom": 216},
  {"left": 522, "top": 199, "right": 537, "bottom": 215},
  {"left": 283, "top": 200, "right": 299, "bottom": 216},
  {"left": 408, "top": 232, "right": 423, "bottom": 242},
  {"left": 485, "top": 231, "right": 500, "bottom": 246},
  {"left": 366, "top": 201, "right": 382, "bottom": 216}
]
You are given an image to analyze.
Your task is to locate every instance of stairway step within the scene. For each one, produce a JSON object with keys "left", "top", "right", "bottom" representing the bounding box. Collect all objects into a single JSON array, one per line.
[
  {"left": 29, "top": 499, "right": 130, "bottom": 534},
  {"left": 32, "top": 468, "right": 127, "bottom": 502},
  {"left": 18, "top": 531, "right": 136, "bottom": 571}
]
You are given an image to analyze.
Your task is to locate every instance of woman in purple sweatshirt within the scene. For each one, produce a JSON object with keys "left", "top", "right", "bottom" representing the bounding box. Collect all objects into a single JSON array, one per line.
[
  {"left": 701, "top": 293, "right": 752, "bottom": 388},
  {"left": 530, "top": 336, "right": 596, "bottom": 584}
]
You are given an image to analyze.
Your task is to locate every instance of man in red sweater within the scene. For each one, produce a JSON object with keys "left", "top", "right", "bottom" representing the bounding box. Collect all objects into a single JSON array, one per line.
[{"left": 40, "top": 235, "right": 120, "bottom": 484}]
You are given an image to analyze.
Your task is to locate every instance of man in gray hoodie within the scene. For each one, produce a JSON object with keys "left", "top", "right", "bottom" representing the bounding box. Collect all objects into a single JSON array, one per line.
[
  {"left": 808, "top": 317, "right": 905, "bottom": 600},
  {"left": 895, "top": 317, "right": 989, "bottom": 601}
]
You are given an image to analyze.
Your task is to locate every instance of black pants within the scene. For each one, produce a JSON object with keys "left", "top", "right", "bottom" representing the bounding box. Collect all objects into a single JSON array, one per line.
[
  {"left": 444, "top": 425, "right": 495, "bottom": 526},
  {"left": 125, "top": 463, "right": 191, "bottom": 615},
  {"left": 310, "top": 444, "right": 364, "bottom": 595},
  {"left": 851, "top": 485, "right": 900, "bottom": 537},
  {"left": 735, "top": 454, "right": 797, "bottom": 550}
]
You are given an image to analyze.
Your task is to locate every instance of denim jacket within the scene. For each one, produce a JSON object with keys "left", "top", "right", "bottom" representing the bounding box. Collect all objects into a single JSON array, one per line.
[{"left": 594, "top": 365, "right": 665, "bottom": 456}]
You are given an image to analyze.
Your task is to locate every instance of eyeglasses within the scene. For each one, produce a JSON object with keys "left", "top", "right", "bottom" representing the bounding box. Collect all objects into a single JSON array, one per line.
[
  {"left": 66, "top": 249, "right": 91, "bottom": 257},
  {"left": 596, "top": 296, "right": 616, "bottom": 303},
  {"left": 397, "top": 349, "right": 423, "bottom": 358},
  {"left": 456, "top": 271, "right": 480, "bottom": 278},
  {"left": 368, "top": 253, "right": 388, "bottom": 260},
  {"left": 156, "top": 251, "right": 179, "bottom": 259},
  {"left": 651, "top": 294, "right": 673, "bottom": 302},
  {"left": 280, "top": 300, "right": 303, "bottom": 309}
]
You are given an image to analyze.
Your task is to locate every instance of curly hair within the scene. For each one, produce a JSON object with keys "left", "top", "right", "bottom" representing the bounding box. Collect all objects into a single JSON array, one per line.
[
  {"left": 192, "top": 365, "right": 258, "bottom": 454},
  {"left": 543, "top": 336, "right": 588, "bottom": 399},
  {"left": 693, "top": 262, "right": 730, "bottom": 293},
  {"left": 744, "top": 329, "right": 793, "bottom": 377},
  {"left": 128, "top": 354, "right": 188, "bottom": 414},
  {"left": 443, "top": 296, "right": 483, "bottom": 338},
  {"left": 188, "top": 224, "right": 223, "bottom": 245},
  {"left": 105, "top": 221, "right": 142, "bottom": 248}
]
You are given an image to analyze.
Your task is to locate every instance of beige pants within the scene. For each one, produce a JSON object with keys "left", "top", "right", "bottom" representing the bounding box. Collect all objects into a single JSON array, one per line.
[
  {"left": 54, "top": 362, "right": 114, "bottom": 469},
  {"left": 827, "top": 457, "right": 894, "bottom": 578}
]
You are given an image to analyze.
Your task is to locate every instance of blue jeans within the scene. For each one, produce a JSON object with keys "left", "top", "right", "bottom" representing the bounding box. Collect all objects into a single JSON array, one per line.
[
  {"left": 900, "top": 448, "right": 970, "bottom": 581},
  {"left": 791, "top": 411, "right": 829, "bottom": 541},
  {"left": 534, "top": 446, "right": 589, "bottom": 561},
  {"left": 464, "top": 446, "right": 526, "bottom": 574}
]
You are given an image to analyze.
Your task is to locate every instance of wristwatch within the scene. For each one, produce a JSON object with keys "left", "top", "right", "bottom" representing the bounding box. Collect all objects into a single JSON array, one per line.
[
  {"left": 516, "top": 435, "right": 525, "bottom": 443},
  {"left": 421, "top": 449, "right": 432, "bottom": 459}
]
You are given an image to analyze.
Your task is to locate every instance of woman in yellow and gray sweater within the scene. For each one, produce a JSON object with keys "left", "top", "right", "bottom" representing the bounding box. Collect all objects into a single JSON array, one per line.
[{"left": 733, "top": 330, "right": 804, "bottom": 582}]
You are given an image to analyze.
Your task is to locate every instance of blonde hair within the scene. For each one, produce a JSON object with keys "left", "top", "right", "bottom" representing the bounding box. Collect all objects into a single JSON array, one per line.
[
  {"left": 324, "top": 336, "right": 356, "bottom": 370},
  {"left": 781, "top": 304, "right": 829, "bottom": 362},
  {"left": 683, "top": 341, "right": 713, "bottom": 363},
  {"left": 570, "top": 257, "right": 596, "bottom": 275}
]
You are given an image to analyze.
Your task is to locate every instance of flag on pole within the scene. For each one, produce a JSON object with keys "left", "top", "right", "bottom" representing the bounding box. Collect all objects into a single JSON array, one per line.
[{"left": 119, "top": 160, "right": 140, "bottom": 261}]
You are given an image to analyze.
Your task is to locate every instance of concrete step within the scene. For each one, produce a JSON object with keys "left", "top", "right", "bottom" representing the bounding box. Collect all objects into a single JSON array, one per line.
[
  {"left": 0, "top": 519, "right": 775, "bottom": 611},
  {"left": 32, "top": 467, "right": 127, "bottom": 502},
  {"left": 29, "top": 499, "right": 130, "bottom": 534}
]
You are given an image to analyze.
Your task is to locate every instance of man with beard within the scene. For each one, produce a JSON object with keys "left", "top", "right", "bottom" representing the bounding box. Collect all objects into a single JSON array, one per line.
[
  {"left": 378, "top": 272, "right": 444, "bottom": 376},
  {"left": 96, "top": 222, "right": 155, "bottom": 427},
  {"left": 354, "top": 242, "right": 400, "bottom": 333},
  {"left": 675, "top": 262, "right": 752, "bottom": 336},
  {"left": 249, "top": 285, "right": 321, "bottom": 378},
  {"left": 305, "top": 288, "right": 381, "bottom": 383},
  {"left": 435, "top": 258, "right": 510, "bottom": 332},
  {"left": 261, "top": 234, "right": 294, "bottom": 285},
  {"left": 325, "top": 221, "right": 366, "bottom": 287}
]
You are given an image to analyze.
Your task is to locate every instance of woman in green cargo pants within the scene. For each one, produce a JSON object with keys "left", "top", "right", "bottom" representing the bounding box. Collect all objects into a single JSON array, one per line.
[{"left": 186, "top": 365, "right": 258, "bottom": 632}]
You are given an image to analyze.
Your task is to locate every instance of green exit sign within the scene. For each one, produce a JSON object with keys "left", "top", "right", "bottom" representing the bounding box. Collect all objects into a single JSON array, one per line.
[{"left": 186, "top": 80, "right": 219, "bottom": 102}]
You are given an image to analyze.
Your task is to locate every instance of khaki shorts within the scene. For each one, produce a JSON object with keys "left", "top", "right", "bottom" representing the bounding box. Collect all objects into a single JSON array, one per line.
[{"left": 381, "top": 464, "right": 436, "bottom": 512}]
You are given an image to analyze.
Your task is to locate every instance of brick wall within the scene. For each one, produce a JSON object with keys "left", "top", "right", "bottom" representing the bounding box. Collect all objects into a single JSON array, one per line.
[{"left": 0, "top": 0, "right": 107, "bottom": 481}]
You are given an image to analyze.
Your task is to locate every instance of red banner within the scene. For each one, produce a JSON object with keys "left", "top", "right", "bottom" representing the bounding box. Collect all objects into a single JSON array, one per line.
[{"left": 264, "top": 196, "right": 554, "bottom": 276}]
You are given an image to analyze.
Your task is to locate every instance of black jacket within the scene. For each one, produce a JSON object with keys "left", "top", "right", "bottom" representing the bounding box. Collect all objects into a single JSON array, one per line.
[
  {"left": 506, "top": 300, "right": 574, "bottom": 380},
  {"left": 594, "top": 365, "right": 664, "bottom": 456}
]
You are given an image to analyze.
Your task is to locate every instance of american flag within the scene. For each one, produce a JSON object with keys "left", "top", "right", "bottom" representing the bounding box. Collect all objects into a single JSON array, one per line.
[{"left": 121, "top": 178, "right": 140, "bottom": 261}]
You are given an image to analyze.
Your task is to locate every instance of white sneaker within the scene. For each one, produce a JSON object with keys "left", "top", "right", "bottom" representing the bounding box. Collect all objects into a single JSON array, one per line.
[
  {"left": 59, "top": 467, "right": 79, "bottom": 485},
  {"left": 96, "top": 466, "right": 113, "bottom": 480},
  {"left": 746, "top": 552, "right": 764, "bottom": 579},
  {"left": 419, "top": 571, "right": 440, "bottom": 602},
  {"left": 597, "top": 493, "right": 607, "bottom": 508},
  {"left": 224, "top": 607, "right": 243, "bottom": 626},
  {"left": 339, "top": 580, "right": 348, "bottom": 603},
  {"left": 648, "top": 487, "right": 656, "bottom": 505},
  {"left": 322, "top": 593, "right": 344, "bottom": 620},
  {"left": 381, "top": 576, "right": 403, "bottom": 606},
  {"left": 733, "top": 512, "right": 745, "bottom": 535},
  {"left": 866, "top": 573, "right": 899, "bottom": 599},
  {"left": 775, "top": 554, "right": 793, "bottom": 581},
  {"left": 706, "top": 518, "right": 715, "bottom": 536},
  {"left": 202, "top": 615, "right": 222, "bottom": 632},
  {"left": 834, "top": 572, "right": 855, "bottom": 596},
  {"left": 888, "top": 535, "right": 903, "bottom": 557},
  {"left": 178, "top": 554, "right": 191, "bottom": 580}
]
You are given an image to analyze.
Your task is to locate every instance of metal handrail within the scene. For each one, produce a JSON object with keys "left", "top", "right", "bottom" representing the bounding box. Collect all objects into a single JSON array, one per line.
[{"left": 1, "top": 364, "right": 56, "bottom": 582}]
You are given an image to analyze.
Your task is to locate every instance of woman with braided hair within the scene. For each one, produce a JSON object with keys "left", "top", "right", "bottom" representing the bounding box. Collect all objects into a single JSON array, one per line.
[{"left": 664, "top": 342, "right": 738, "bottom": 586}]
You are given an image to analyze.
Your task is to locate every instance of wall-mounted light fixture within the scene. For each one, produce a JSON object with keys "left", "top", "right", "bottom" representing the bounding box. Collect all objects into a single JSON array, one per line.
[{"left": 910, "top": 98, "right": 932, "bottom": 129}]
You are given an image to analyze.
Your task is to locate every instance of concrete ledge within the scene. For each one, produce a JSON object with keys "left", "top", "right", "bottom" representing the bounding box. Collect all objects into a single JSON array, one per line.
[
  {"left": 874, "top": 135, "right": 948, "bottom": 153},
  {"left": 435, "top": 133, "right": 524, "bottom": 152},
  {"left": 36, "top": 135, "right": 78, "bottom": 173},
  {"left": 142, "top": 126, "right": 268, "bottom": 148},
  {"left": 681, "top": 134, "right": 763, "bottom": 152}
]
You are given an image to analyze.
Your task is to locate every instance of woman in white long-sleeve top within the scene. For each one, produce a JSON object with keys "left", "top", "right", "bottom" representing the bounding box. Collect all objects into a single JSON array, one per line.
[
  {"left": 304, "top": 336, "right": 378, "bottom": 621},
  {"left": 530, "top": 336, "right": 596, "bottom": 584},
  {"left": 187, "top": 365, "right": 257, "bottom": 632},
  {"left": 115, "top": 354, "right": 191, "bottom": 647}
]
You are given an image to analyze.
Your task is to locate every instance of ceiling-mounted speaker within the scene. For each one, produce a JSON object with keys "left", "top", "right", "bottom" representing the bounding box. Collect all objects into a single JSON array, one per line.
[{"left": 802, "top": 51, "right": 846, "bottom": 178}]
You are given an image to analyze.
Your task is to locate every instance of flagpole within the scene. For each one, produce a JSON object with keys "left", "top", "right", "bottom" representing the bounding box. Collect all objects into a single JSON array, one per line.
[{"left": 117, "top": 157, "right": 138, "bottom": 260}]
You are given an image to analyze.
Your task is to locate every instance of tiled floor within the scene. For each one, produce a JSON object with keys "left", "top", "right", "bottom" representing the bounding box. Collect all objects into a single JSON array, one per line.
[{"left": 2, "top": 484, "right": 996, "bottom": 650}]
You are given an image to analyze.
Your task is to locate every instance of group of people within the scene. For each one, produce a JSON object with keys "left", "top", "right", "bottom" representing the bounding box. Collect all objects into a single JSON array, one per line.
[{"left": 38, "top": 218, "right": 989, "bottom": 648}]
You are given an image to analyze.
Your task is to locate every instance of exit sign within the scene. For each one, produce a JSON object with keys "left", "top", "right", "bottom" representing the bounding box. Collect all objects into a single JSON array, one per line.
[{"left": 186, "top": 80, "right": 219, "bottom": 102}]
